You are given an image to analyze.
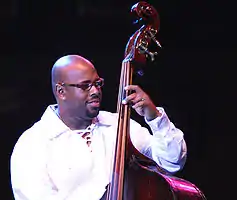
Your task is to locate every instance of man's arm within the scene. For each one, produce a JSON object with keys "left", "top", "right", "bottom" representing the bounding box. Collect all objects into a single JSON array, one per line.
[
  {"left": 130, "top": 107, "right": 187, "bottom": 174},
  {"left": 10, "top": 136, "right": 66, "bottom": 200}
]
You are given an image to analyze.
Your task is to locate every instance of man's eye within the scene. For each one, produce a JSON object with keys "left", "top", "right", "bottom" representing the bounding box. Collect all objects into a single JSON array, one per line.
[
  {"left": 96, "top": 81, "right": 101, "bottom": 86},
  {"left": 80, "top": 84, "right": 90, "bottom": 90}
]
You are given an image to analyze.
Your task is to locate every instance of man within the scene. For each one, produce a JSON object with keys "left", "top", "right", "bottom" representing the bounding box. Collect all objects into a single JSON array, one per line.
[{"left": 10, "top": 55, "right": 187, "bottom": 200}]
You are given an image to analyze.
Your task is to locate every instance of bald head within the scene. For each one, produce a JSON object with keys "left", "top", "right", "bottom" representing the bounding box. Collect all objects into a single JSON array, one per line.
[
  {"left": 51, "top": 55, "right": 96, "bottom": 98},
  {"left": 52, "top": 55, "right": 94, "bottom": 83}
]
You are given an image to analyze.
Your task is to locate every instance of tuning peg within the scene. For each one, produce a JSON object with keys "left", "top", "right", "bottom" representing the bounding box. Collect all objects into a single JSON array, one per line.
[
  {"left": 146, "top": 28, "right": 162, "bottom": 48},
  {"left": 137, "top": 42, "right": 158, "bottom": 62},
  {"left": 146, "top": 51, "right": 158, "bottom": 62}
]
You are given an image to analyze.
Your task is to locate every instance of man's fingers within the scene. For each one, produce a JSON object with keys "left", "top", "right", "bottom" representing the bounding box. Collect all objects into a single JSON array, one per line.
[{"left": 124, "top": 85, "right": 141, "bottom": 92}]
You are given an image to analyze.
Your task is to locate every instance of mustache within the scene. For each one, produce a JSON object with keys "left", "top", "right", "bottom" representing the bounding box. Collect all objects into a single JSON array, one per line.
[{"left": 88, "top": 94, "right": 101, "bottom": 102}]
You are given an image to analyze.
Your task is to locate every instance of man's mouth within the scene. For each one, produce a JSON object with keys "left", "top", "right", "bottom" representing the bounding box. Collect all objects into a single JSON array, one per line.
[{"left": 87, "top": 99, "right": 100, "bottom": 107}]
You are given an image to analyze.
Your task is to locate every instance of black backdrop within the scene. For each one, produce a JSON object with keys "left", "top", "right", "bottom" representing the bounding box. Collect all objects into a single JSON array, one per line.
[{"left": 2, "top": 0, "right": 237, "bottom": 199}]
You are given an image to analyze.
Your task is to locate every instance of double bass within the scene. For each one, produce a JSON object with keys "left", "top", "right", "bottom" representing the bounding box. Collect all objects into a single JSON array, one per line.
[{"left": 106, "top": 1, "right": 207, "bottom": 200}]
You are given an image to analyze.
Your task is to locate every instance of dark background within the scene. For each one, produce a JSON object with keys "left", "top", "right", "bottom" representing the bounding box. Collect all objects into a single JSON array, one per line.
[{"left": 1, "top": 0, "right": 237, "bottom": 199}]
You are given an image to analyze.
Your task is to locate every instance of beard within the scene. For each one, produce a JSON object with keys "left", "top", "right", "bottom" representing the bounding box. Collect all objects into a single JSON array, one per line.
[{"left": 86, "top": 106, "right": 100, "bottom": 119}]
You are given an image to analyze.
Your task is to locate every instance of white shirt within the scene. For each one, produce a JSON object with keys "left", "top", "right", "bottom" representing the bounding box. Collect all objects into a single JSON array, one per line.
[{"left": 10, "top": 104, "right": 187, "bottom": 200}]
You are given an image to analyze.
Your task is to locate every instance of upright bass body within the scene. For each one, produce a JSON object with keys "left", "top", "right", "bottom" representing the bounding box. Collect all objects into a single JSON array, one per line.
[
  {"left": 123, "top": 152, "right": 206, "bottom": 199},
  {"left": 106, "top": 2, "right": 207, "bottom": 200}
]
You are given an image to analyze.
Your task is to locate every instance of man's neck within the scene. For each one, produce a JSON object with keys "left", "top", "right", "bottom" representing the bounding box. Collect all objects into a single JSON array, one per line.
[
  {"left": 56, "top": 108, "right": 93, "bottom": 130},
  {"left": 63, "top": 117, "right": 92, "bottom": 130}
]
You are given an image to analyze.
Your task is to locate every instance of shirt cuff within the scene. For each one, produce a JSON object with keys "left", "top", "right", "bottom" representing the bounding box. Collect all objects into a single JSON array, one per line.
[{"left": 144, "top": 107, "right": 169, "bottom": 137}]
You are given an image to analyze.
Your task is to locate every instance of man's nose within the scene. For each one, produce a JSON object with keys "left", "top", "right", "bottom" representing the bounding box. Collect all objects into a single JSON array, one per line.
[{"left": 90, "top": 84, "right": 101, "bottom": 94}]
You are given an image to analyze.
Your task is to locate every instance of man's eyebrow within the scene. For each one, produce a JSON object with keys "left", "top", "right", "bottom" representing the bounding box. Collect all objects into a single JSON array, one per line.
[
  {"left": 79, "top": 80, "right": 91, "bottom": 84},
  {"left": 77, "top": 77, "right": 100, "bottom": 84}
]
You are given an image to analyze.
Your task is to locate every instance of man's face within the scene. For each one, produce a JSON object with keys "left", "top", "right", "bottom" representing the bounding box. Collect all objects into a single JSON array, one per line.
[{"left": 62, "top": 64, "right": 103, "bottom": 120}]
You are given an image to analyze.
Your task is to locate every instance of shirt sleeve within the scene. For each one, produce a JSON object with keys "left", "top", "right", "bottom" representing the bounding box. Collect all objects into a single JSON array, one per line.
[
  {"left": 130, "top": 107, "right": 187, "bottom": 174},
  {"left": 10, "top": 132, "right": 68, "bottom": 200}
]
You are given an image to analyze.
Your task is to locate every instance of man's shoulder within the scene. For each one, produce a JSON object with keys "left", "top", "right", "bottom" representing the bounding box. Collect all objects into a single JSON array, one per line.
[
  {"left": 98, "top": 110, "right": 118, "bottom": 125},
  {"left": 98, "top": 110, "right": 118, "bottom": 118},
  {"left": 10, "top": 122, "right": 42, "bottom": 164},
  {"left": 15, "top": 121, "right": 40, "bottom": 141},
  {"left": 15, "top": 104, "right": 61, "bottom": 144},
  {"left": 99, "top": 110, "right": 117, "bottom": 117},
  {"left": 12, "top": 118, "right": 47, "bottom": 153}
]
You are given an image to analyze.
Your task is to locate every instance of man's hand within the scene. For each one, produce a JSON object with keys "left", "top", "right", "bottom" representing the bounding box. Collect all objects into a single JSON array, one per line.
[{"left": 122, "top": 85, "right": 162, "bottom": 121}]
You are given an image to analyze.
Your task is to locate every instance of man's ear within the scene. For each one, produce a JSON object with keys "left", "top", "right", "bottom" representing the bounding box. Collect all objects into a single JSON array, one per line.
[{"left": 55, "top": 84, "right": 65, "bottom": 99}]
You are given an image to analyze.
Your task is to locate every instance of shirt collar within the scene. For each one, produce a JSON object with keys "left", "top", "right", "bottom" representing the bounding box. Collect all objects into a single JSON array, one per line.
[{"left": 41, "top": 104, "right": 114, "bottom": 139}]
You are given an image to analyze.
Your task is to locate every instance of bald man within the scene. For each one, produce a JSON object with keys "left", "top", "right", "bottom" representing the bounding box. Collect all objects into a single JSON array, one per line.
[{"left": 10, "top": 55, "right": 187, "bottom": 200}]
